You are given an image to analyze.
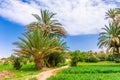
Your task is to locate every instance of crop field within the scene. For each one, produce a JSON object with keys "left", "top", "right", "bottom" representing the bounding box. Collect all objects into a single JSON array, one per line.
[{"left": 48, "top": 62, "right": 120, "bottom": 80}]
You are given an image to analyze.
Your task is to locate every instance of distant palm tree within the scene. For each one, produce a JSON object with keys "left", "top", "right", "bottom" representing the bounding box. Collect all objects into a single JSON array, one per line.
[
  {"left": 105, "top": 8, "right": 117, "bottom": 22},
  {"left": 105, "top": 8, "right": 120, "bottom": 27},
  {"left": 98, "top": 23, "right": 120, "bottom": 54},
  {"left": 26, "top": 10, "right": 66, "bottom": 37},
  {"left": 13, "top": 29, "right": 67, "bottom": 69}
]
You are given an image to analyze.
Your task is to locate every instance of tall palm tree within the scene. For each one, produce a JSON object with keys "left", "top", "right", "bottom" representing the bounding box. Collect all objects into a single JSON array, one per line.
[
  {"left": 98, "top": 23, "right": 120, "bottom": 54},
  {"left": 13, "top": 29, "right": 67, "bottom": 69},
  {"left": 105, "top": 8, "right": 117, "bottom": 22},
  {"left": 105, "top": 8, "right": 120, "bottom": 27},
  {"left": 26, "top": 10, "right": 66, "bottom": 37}
]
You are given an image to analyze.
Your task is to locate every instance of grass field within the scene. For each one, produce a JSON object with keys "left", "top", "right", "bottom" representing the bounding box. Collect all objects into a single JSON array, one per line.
[
  {"left": 47, "top": 61, "right": 120, "bottom": 80},
  {"left": 0, "top": 63, "right": 40, "bottom": 80}
]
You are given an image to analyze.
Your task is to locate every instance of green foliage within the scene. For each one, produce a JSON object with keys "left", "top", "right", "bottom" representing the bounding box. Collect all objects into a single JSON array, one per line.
[
  {"left": 57, "top": 62, "right": 69, "bottom": 67},
  {"left": 13, "top": 29, "right": 67, "bottom": 69},
  {"left": 97, "top": 52, "right": 108, "bottom": 61},
  {"left": 13, "top": 57, "right": 22, "bottom": 70},
  {"left": 70, "top": 50, "right": 102, "bottom": 66},
  {"left": 97, "top": 23, "right": 120, "bottom": 54},
  {"left": 107, "top": 54, "right": 115, "bottom": 61},
  {"left": 87, "top": 55, "right": 100, "bottom": 62},
  {"left": 114, "top": 58, "right": 120, "bottom": 63},
  {"left": 26, "top": 9, "right": 66, "bottom": 37},
  {"left": 78, "top": 52, "right": 86, "bottom": 62},
  {"left": 48, "top": 62, "right": 120, "bottom": 80},
  {"left": 70, "top": 50, "right": 80, "bottom": 66},
  {"left": 0, "top": 63, "right": 40, "bottom": 80},
  {"left": 45, "top": 52, "right": 65, "bottom": 67}
]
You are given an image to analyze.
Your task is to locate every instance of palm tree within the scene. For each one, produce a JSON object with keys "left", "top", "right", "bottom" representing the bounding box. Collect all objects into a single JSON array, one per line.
[
  {"left": 26, "top": 10, "right": 66, "bottom": 37},
  {"left": 105, "top": 8, "right": 117, "bottom": 22},
  {"left": 13, "top": 29, "right": 67, "bottom": 69},
  {"left": 98, "top": 23, "right": 120, "bottom": 54},
  {"left": 105, "top": 8, "right": 120, "bottom": 27}
]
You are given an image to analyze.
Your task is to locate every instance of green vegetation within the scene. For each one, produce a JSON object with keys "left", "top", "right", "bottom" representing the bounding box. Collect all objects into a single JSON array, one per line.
[
  {"left": 26, "top": 9, "right": 66, "bottom": 37},
  {"left": 13, "top": 57, "right": 22, "bottom": 70},
  {"left": 98, "top": 8, "right": 120, "bottom": 57},
  {"left": 97, "top": 23, "right": 120, "bottom": 55},
  {"left": 13, "top": 10, "right": 67, "bottom": 70},
  {"left": 2, "top": 8, "right": 120, "bottom": 80},
  {"left": 48, "top": 62, "right": 120, "bottom": 80},
  {"left": 13, "top": 29, "right": 67, "bottom": 69},
  {"left": 0, "top": 63, "right": 40, "bottom": 80}
]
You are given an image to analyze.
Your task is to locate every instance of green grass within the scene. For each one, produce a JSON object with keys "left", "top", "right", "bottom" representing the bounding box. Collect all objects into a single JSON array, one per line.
[
  {"left": 47, "top": 61, "right": 120, "bottom": 80},
  {"left": 0, "top": 63, "right": 40, "bottom": 80}
]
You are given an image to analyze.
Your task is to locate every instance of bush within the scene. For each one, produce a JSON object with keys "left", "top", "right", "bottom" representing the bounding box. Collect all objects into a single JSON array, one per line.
[
  {"left": 13, "top": 57, "right": 22, "bottom": 70},
  {"left": 78, "top": 52, "right": 86, "bottom": 62},
  {"left": 107, "top": 54, "right": 115, "bottom": 61},
  {"left": 97, "top": 52, "right": 108, "bottom": 61},
  {"left": 3, "top": 61, "right": 12, "bottom": 65},
  {"left": 86, "top": 55, "right": 100, "bottom": 63},
  {"left": 45, "top": 52, "right": 65, "bottom": 67},
  {"left": 70, "top": 51, "right": 80, "bottom": 66},
  {"left": 114, "top": 58, "right": 120, "bottom": 63}
]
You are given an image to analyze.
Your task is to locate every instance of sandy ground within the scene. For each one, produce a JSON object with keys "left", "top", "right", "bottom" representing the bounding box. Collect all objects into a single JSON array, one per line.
[
  {"left": 36, "top": 65, "right": 69, "bottom": 80},
  {"left": 0, "top": 70, "right": 15, "bottom": 79}
]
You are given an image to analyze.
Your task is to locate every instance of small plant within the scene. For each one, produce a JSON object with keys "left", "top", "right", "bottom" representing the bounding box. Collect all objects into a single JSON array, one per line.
[
  {"left": 13, "top": 57, "right": 22, "bottom": 70},
  {"left": 114, "top": 58, "right": 120, "bottom": 63}
]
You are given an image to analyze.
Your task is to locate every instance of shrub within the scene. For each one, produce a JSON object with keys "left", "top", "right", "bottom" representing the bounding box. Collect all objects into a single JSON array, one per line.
[
  {"left": 70, "top": 50, "right": 80, "bottom": 66},
  {"left": 78, "top": 52, "right": 86, "bottom": 62},
  {"left": 107, "top": 54, "right": 115, "bottom": 61},
  {"left": 45, "top": 52, "right": 65, "bottom": 67},
  {"left": 114, "top": 58, "right": 120, "bottom": 63},
  {"left": 3, "top": 61, "right": 12, "bottom": 65},
  {"left": 86, "top": 55, "right": 100, "bottom": 62},
  {"left": 13, "top": 57, "right": 22, "bottom": 70},
  {"left": 97, "top": 52, "right": 108, "bottom": 61}
]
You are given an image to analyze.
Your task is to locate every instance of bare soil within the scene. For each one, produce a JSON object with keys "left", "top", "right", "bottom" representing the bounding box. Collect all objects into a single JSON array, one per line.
[
  {"left": 36, "top": 65, "right": 69, "bottom": 80},
  {"left": 0, "top": 70, "right": 15, "bottom": 79}
]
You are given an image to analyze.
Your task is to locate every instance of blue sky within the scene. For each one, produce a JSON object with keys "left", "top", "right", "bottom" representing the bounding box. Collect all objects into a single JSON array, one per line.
[{"left": 0, "top": 0, "right": 120, "bottom": 57}]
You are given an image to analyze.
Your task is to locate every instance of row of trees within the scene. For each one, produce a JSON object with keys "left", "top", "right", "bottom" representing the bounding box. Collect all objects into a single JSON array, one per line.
[
  {"left": 71, "top": 50, "right": 120, "bottom": 66},
  {"left": 11, "top": 8, "right": 120, "bottom": 69},
  {"left": 98, "top": 8, "right": 120, "bottom": 57},
  {"left": 13, "top": 10, "right": 68, "bottom": 69},
  {"left": 71, "top": 8, "right": 120, "bottom": 66}
]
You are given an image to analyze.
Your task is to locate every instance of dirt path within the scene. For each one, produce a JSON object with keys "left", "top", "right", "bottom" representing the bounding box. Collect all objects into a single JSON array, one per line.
[{"left": 36, "top": 65, "right": 69, "bottom": 80}]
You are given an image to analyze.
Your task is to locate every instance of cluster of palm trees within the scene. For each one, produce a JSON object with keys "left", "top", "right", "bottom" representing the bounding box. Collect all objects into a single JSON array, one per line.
[
  {"left": 13, "top": 10, "right": 67, "bottom": 69},
  {"left": 98, "top": 8, "right": 120, "bottom": 56},
  {"left": 13, "top": 8, "right": 120, "bottom": 69}
]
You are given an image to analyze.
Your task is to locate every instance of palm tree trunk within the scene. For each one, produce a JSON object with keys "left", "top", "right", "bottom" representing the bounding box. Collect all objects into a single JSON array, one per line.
[
  {"left": 34, "top": 55, "right": 44, "bottom": 70},
  {"left": 116, "top": 46, "right": 120, "bottom": 57}
]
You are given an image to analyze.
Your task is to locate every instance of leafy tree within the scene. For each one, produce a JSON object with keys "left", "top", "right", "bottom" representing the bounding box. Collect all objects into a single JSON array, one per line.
[
  {"left": 26, "top": 10, "right": 66, "bottom": 37},
  {"left": 98, "top": 23, "right": 120, "bottom": 55},
  {"left": 13, "top": 29, "right": 67, "bottom": 69}
]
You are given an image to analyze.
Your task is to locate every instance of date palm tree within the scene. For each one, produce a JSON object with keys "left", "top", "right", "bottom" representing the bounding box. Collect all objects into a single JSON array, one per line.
[
  {"left": 105, "top": 8, "right": 117, "bottom": 22},
  {"left": 98, "top": 23, "right": 120, "bottom": 54},
  {"left": 26, "top": 10, "right": 66, "bottom": 37},
  {"left": 13, "top": 29, "right": 67, "bottom": 69},
  {"left": 105, "top": 8, "right": 120, "bottom": 27}
]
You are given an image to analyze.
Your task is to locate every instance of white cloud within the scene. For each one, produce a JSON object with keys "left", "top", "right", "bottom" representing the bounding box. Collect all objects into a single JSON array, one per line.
[{"left": 0, "top": 0, "right": 118, "bottom": 35}]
